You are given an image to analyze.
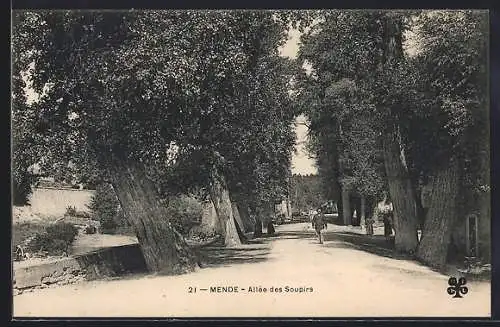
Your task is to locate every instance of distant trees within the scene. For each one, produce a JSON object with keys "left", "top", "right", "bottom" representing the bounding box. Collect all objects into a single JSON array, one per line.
[{"left": 289, "top": 174, "right": 326, "bottom": 212}]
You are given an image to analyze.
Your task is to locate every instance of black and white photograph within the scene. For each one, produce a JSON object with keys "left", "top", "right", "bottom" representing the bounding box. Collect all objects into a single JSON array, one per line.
[{"left": 11, "top": 9, "right": 491, "bottom": 317}]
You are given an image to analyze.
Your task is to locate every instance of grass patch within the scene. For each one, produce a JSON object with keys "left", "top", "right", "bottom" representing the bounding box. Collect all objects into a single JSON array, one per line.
[
  {"left": 26, "top": 222, "right": 79, "bottom": 256},
  {"left": 12, "top": 222, "right": 47, "bottom": 248}
]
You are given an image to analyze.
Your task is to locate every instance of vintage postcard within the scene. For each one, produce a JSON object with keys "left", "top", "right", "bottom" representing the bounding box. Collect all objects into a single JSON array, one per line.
[{"left": 11, "top": 9, "right": 491, "bottom": 318}]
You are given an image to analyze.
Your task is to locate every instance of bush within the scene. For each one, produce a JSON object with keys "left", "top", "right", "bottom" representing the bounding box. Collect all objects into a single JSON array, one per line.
[
  {"left": 12, "top": 222, "right": 46, "bottom": 247},
  {"left": 65, "top": 205, "right": 91, "bottom": 218},
  {"left": 65, "top": 205, "right": 77, "bottom": 216},
  {"left": 164, "top": 195, "right": 203, "bottom": 235},
  {"left": 84, "top": 224, "right": 97, "bottom": 234},
  {"left": 26, "top": 222, "right": 79, "bottom": 256},
  {"left": 88, "top": 183, "right": 126, "bottom": 234}
]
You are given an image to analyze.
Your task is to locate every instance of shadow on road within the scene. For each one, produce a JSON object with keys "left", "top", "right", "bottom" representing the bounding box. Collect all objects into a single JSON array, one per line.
[
  {"left": 195, "top": 245, "right": 271, "bottom": 268},
  {"left": 267, "top": 229, "right": 413, "bottom": 261},
  {"left": 322, "top": 232, "right": 413, "bottom": 260}
]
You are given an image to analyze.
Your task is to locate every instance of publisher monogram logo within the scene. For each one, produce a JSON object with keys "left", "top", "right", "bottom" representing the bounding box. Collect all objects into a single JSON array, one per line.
[{"left": 447, "top": 277, "right": 468, "bottom": 298}]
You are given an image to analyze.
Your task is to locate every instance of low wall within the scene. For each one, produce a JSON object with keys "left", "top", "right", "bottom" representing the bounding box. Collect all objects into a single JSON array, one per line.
[
  {"left": 13, "top": 243, "right": 147, "bottom": 290},
  {"left": 75, "top": 244, "right": 147, "bottom": 279}
]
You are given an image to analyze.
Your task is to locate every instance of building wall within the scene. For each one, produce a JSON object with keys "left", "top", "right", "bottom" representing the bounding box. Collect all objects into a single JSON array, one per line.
[{"left": 26, "top": 187, "right": 95, "bottom": 218}]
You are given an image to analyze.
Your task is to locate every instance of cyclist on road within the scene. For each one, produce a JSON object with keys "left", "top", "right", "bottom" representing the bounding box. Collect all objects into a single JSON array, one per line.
[{"left": 312, "top": 208, "right": 328, "bottom": 244}]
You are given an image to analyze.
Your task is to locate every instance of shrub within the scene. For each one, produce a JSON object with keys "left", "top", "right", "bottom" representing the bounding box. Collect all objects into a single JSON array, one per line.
[
  {"left": 84, "top": 224, "right": 97, "bottom": 234},
  {"left": 164, "top": 195, "right": 203, "bottom": 235},
  {"left": 46, "top": 222, "right": 79, "bottom": 243},
  {"left": 26, "top": 222, "right": 79, "bottom": 256},
  {"left": 65, "top": 205, "right": 77, "bottom": 216},
  {"left": 88, "top": 183, "right": 125, "bottom": 234}
]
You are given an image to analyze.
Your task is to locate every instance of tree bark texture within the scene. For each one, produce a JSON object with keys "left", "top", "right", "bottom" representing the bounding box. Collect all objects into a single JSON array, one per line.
[
  {"left": 351, "top": 196, "right": 361, "bottom": 226},
  {"left": 209, "top": 170, "right": 242, "bottom": 247},
  {"left": 253, "top": 217, "right": 263, "bottom": 238},
  {"left": 231, "top": 202, "right": 246, "bottom": 232},
  {"left": 382, "top": 129, "right": 419, "bottom": 253},
  {"left": 342, "top": 188, "right": 351, "bottom": 226},
  {"left": 237, "top": 203, "right": 255, "bottom": 233},
  {"left": 416, "top": 159, "right": 460, "bottom": 269},
  {"left": 360, "top": 195, "right": 366, "bottom": 229},
  {"left": 108, "top": 157, "right": 197, "bottom": 274},
  {"left": 231, "top": 202, "right": 248, "bottom": 242}
]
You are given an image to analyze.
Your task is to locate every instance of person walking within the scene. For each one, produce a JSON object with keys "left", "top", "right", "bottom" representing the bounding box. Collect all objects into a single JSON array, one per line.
[{"left": 312, "top": 208, "right": 328, "bottom": 244}]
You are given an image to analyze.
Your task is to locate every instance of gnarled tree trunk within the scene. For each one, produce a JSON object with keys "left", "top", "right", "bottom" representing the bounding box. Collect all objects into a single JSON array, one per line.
[
  {"left": 209, "top": 170, "right": 242, "bottom": 247},
  {"left": 107, "top": 157, "right": 197, "bottom": 274},
  {"left": 382, "top": 129, "right": 419, "bottom": 253},
  {"left": 231, "top": 202, "right": 248, "bottom": 242},
  {"left": 237, "top": 202, "right": 255, "bottom": 233},
  {"left": 416, "top": 159, "right": 460, "bottom": 269},
  {"left": 231, "top": 202, "right": 245, "bottom": 231}
]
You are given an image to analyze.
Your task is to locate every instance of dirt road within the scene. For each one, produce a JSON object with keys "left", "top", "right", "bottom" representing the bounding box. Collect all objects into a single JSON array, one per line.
[{"left": 13, "top": 223, "right": 490, "bottom": 318}]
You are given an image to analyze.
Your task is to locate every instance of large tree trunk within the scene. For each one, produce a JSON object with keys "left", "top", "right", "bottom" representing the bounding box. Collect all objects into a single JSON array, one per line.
[
  {"left": 107, "top": 157, "right": 197, "bottom": 274},
  {"left": 382, "top": 129, "right": 419, "bottom": 253},
  {"left": 253, "top": 217, "right": 263, "bottom": 238},
  {"left": 267, "top": 221, "right": 276, "bottom": 236},
  {"left": 336, "top": 193, "right": 343, "bottom": 225},
  {"left": 237, "top": 202, "right": 255, "bottom": 233},
  {"left": 231, "top": 202, "right": 246, "bottom": 233},
  {"left": 341, "top": 188, "right": 351, "bottom": 226},
  {"left": 416, "top": 159, "right": 460, "bottom": 269},
  {"left": 231, "top": 202, "right": 248, "bottom": 242},
  {"left": 261, "top": 203, "right": 275, "bottom": 235},
  {"left": 351, "top": 195, "right": 361, "bottom": 226},
  {"left": 209, "top": 170, "right": 242, "bottom": 247}
]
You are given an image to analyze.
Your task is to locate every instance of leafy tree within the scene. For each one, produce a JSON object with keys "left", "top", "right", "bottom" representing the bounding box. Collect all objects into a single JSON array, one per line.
[
  {"left": 408, "top": 11, "right": 489, "bottom": 267},
  {"left": 12, "top": 10, "right": 297, "bottom": 272},
  {"left": 152, "top": 12, "right": 298, "bottom": 237},
  {"left": 296, "top": 10, "right": 488, "bottom": 266},
  {"left": 88, "top": 183, "right": 125, "bottom": 233},
  {"left": 297, "top": 12, "right": 399, "bottom": 228},
  {"left": 289, "top": 174, "right": 326, "bottom": 212},
  {"left": 11, "top": 13, "right": 45, "bottom": 205}
]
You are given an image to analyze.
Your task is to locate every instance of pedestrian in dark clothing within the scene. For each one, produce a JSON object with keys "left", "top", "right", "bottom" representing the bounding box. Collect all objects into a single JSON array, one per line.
[{"left": 312, "top": 208, "right": 328, "bottom": 244}]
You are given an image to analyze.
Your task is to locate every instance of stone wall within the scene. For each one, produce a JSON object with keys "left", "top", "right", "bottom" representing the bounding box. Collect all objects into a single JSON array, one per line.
[
  {"left": 13, "top": 243, "right": 147, "bottom": 295},
  {"left": 26, "top": 187, "right": 95, "bottom": 217}
]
